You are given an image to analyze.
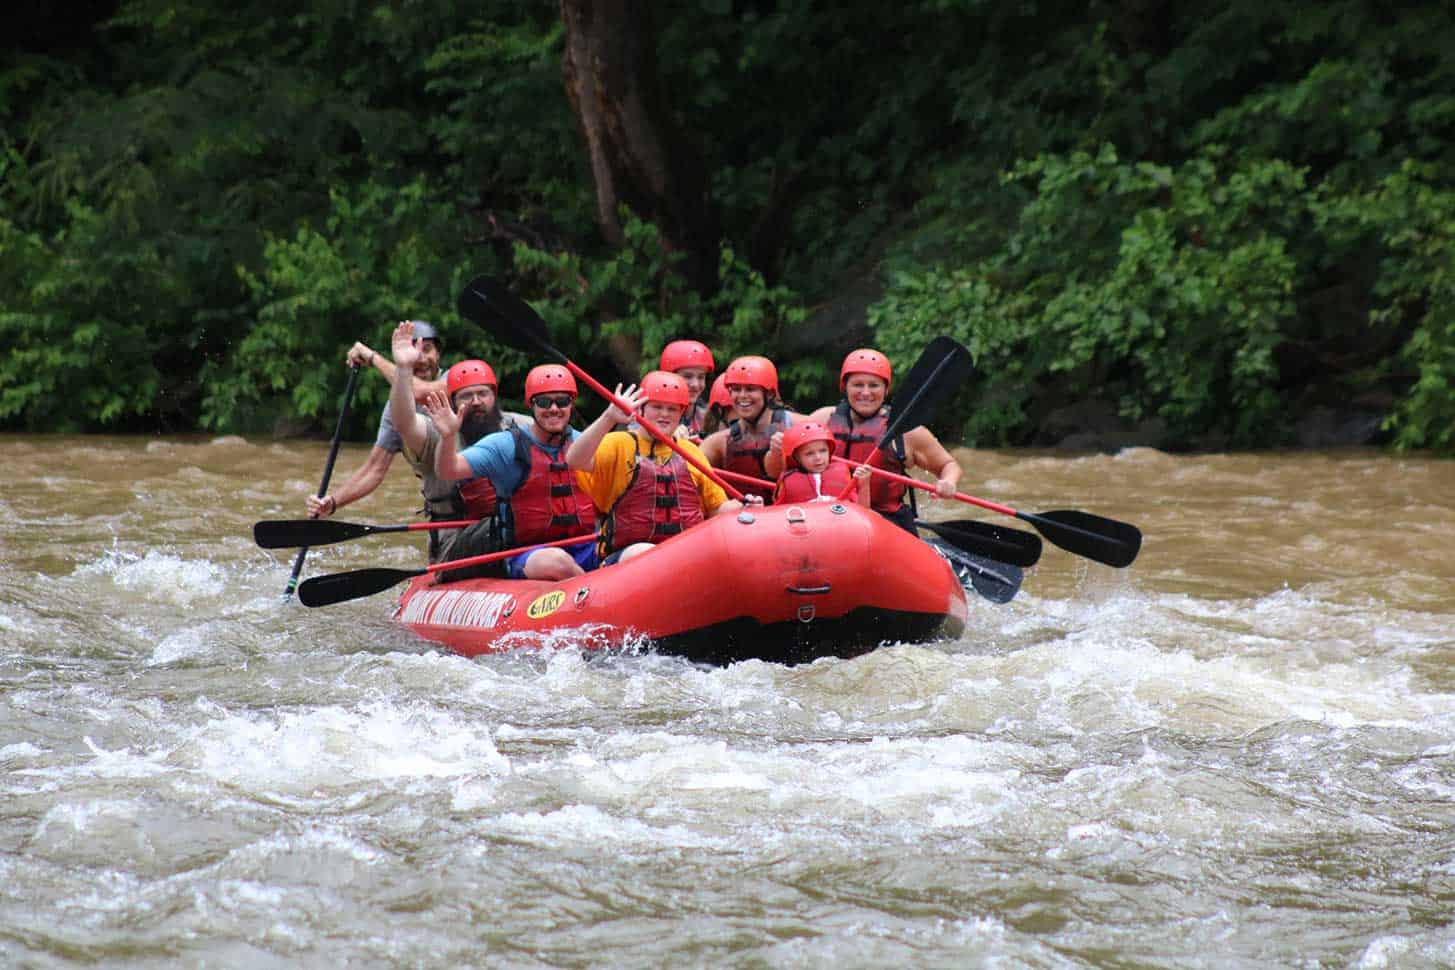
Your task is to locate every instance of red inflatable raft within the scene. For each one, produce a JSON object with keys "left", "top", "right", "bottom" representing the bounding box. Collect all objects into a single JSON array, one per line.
[{"left": 391, "top": 501, "right": 969, "bottom": 665}]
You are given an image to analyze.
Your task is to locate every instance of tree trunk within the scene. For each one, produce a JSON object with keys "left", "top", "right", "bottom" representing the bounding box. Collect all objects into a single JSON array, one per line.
[{"left": 559, "top": 0, "right": 719, "bottom": 295}]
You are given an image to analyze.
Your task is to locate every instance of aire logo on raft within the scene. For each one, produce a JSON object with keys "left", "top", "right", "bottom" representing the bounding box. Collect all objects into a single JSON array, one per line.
[{"left": 400, "top": 590, "right": 514, "bottom": 628}]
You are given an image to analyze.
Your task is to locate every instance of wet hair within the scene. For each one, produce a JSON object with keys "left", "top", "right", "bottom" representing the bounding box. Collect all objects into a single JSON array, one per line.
[{"left": 702, "top": 402, "right": 731, "bottom": 436}]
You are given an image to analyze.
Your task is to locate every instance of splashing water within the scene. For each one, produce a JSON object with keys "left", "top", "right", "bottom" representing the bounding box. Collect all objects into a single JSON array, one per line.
[{"left": 3, "top": 435, "right": 1455, "bottom": 966}]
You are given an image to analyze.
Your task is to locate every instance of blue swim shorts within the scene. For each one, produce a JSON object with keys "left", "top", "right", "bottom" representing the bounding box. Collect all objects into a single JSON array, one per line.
[{"left": 505, "top": 539, "right": 598, "bottom": 579}]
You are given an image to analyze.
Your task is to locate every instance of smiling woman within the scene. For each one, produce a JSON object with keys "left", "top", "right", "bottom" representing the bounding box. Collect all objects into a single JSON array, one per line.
[
  {"left": 699, "top": 355, "right": 806, "bottom": 502},
  {"left": 803, "top": 347, "right": 965, "bottom": 533}
]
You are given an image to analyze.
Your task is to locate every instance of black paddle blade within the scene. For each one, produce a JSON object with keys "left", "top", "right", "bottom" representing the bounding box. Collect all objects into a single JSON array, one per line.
[
  {"left": 881, "top": 336, "right": 976, "bottom": 445},
  {"left": 255, "top": 519, "right": 384, "bottom": 549},
  {"left": 915, "top": 519, "right": 1042, "bottom": 568},
  {"left": 296, "top": 566, "right": 423, "bottom": 608},
  {"left": 1023, "top": 509, "right": 1142, "bottom": 569},
  {"left": 457, "top": 275, "right": 556, "bottom": 356},
  {"left": 926, "top": 539, "right": 1023, "bottom": 604}
]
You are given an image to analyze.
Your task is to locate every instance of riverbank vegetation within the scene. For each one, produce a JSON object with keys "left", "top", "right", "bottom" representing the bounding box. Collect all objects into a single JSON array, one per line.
[{"left": 4, "top": 1, "right": 1452, "bottom": 452}]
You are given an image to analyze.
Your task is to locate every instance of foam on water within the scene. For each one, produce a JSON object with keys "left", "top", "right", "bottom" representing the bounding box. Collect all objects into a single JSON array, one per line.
[
  {"left": 74, "top": 547, "right": 227, "bottom": 607},
  {"left": 0, "top": 612, "right": 35, "bottom": 636},
  {"left": 177, "top": 698, "right": 511, "bottom": 796},
  {"left": 146, "top": 620, "right": 258, "bottom": 667},
  {"left": 7, "top": 439, "right": 1455, "bottom": 966}
]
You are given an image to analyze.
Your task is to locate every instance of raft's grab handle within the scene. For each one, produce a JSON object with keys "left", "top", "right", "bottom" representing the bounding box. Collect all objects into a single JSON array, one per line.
[{"left": 786, "top": 584, "right": 832, "bottom": 595}]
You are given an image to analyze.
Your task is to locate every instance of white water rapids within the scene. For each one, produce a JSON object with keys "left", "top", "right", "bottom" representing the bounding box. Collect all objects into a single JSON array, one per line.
[{"left": 2, "top": 434, "right": 1453, "bottom": 967}]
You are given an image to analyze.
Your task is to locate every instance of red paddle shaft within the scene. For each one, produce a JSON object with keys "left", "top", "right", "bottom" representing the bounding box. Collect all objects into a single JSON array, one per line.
[
  {"left": 423, "top": 533, "right": 596, "bottom": 576},
  {"left": 714, "top": 467, "right": 775, "bottom": 490},
  {"left": 833, "top": 457, "right": 1000, "bottom": 512},
  {"left": 402, "top": 519, "right": 480, "bottom": 532}
]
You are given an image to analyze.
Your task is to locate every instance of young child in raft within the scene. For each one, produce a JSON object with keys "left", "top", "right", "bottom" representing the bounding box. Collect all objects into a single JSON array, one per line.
[{"left": 772, "top": 421, "right": 872, "bottom": 506}]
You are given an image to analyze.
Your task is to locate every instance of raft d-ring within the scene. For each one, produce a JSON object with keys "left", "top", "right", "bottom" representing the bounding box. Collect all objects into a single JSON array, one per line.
[{"left": 785, "top": 506, "right": 807, "bottom": 524}]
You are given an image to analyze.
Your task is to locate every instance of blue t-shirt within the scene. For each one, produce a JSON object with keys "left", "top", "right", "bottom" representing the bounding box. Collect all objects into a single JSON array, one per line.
[{"left": 461, "top": 426, "right": 580, "bottom": 498}]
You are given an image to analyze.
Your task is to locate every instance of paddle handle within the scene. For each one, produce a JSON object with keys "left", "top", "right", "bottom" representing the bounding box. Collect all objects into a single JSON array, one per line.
[
  {"left": 560, "top": 361, "right": 747, "bottom": 502},
  {"left": 285, "top": 364, "right": 362, "bottom": 596},
  {"left": 834, "top": 448, "right": 885, "bottom": 501},
  {"left": 715, "top": 468, "right": 775, "bottom": 490},
  {"left": 832, "top": 457, "right": 1015, "bottom": 516},
  {"left": 422, "top": 532, "right": 597, "bottom": 576}
]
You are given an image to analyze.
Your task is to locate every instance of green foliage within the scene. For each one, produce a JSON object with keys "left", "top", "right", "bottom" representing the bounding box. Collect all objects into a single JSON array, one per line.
[
  {"left": 1, "top": 0, "right": 578, "bottom": 434},
  {"left": 510, "top": 212, "right": 817, "bottom": 414},
  {"left": 1, "top": 166, "right": 168, "bottom": 431},
  {"left": 877, "top": 146, "right": 1307, "bottom": 447},
  {"left": 1316, "top": 162, "right": 1455, "bottom": 451},
  {"left": 211, "top": 177, "right": 531, "bottom": 432},
  {"left": 5, "top": 0, "right": 1455, "bottom": 453},
  {"left": 876, "top": 0, "right": 1455, "bottom": 451},
  {"left": 424, "top": 13, "right": 586, "bottom": 229}
]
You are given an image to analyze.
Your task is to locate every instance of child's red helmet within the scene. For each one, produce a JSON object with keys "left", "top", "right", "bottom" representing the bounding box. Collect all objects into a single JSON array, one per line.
[
  {"left": 780, "top": 421, "right": 834, "bottom": 469},
  {"left": 707, "top": 373, "right": 732, "bottom": 409}
]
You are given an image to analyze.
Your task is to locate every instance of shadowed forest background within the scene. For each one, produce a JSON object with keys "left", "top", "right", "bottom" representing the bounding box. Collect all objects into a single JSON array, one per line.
[{"left": 3, "top": 0, "right": 1452, "bottom": 452}]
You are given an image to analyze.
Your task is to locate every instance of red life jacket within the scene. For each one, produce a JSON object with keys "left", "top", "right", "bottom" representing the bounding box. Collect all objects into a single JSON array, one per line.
[
  {"left": 505, "top": 428, "right": 596, "bottom": 544},
  {"left": 826, "top": 401, "right": 906, "bottom": 513},
  {"left": 457, "top": 476, "right": 498, "bottom": 518},
  {"left": 773, "top": 462, "right": 856, "bottom": 505},
  {"left": 724, "top": 406, "right": 787, "bottom": 500},
  {"left": 603, "top": 433, "right": 704, "bottom": 552}
]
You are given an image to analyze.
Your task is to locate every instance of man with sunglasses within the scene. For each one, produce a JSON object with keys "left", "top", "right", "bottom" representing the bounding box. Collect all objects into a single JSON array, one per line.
[{"left": 429, "top": 364, "right": 598, "bottom": 581}]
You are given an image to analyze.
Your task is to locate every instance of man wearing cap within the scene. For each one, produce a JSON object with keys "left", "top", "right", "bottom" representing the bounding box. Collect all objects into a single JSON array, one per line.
[
  {"left": 387, "top": 321, "right": 529, "bottom": 564},
  {"left": 306, "top": 320, "right": 445, "bottom": 521}
]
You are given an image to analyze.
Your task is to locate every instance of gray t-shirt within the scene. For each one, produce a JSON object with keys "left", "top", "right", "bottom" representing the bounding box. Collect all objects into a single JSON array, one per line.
[{"left": 374, "top": 403, "right": 406, "bottom": 453}]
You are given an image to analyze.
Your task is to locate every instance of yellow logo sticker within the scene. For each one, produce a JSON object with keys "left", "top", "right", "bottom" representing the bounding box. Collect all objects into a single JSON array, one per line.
[{"left": 527, "top": 590, "right": 566, "bottom": 619}]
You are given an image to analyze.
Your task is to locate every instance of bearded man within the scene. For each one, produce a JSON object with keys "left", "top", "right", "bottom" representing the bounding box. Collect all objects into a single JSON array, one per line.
[{"left": 387, "top": 321, "right": 528, "bottom": 563}]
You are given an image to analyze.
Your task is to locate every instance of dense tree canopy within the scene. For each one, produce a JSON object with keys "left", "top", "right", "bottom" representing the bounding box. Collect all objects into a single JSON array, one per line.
[{"left": 3, "top": 0, "right": 1452, "bottom": 451}]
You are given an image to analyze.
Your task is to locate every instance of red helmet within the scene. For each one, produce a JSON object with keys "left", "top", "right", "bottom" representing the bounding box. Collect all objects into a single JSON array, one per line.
[
  {"left": 446, "top": 360, "right": 497, "bottom": 399},
  {"left": 638, "top": 370, "right": 692, "bottom": 408},
  {"left": 524, "top": 364, "right": 577, "bottom": 401},
  {"left": 780, "top": 421, "right": 835, "bottom": 468},
  {"left": 839, "top": 348, "right": 892, "bottom": 390},
  {"left": 724, "top": 355, "right": 779, "bottom": 398},
  {"left": 707, "top": 373, "right": 732, "bottom": 409},
  {"left": 660, "top": 339, "right": 715, "bottom": 375}
]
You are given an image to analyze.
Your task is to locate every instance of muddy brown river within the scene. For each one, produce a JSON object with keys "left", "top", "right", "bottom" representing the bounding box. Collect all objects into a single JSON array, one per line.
[{"left": 2, "top": 433, "right": 1453, "bottom": 967}]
